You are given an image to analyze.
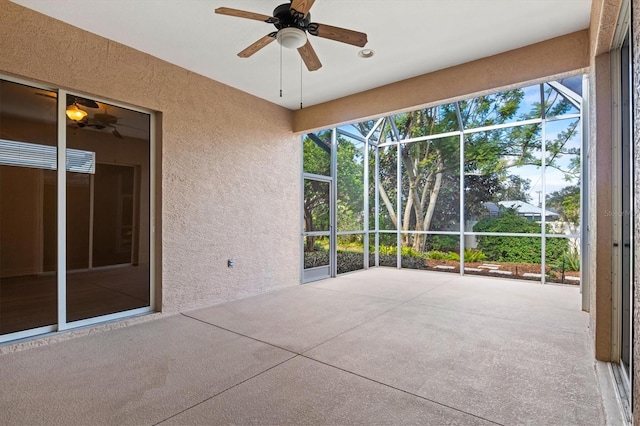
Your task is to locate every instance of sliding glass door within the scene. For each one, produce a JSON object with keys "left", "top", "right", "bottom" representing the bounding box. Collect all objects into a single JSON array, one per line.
[
  {"left": 0, "top": 77, "right": 153, "bottom": 342},
  {"left": 0, "top": 80, "right": 58, "bottom": 336}
]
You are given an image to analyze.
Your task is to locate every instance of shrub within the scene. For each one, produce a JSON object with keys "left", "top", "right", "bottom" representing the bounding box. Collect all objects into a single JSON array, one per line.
[
  {"left": 556, "top": 248, "right": 580, "bottom": 272},
  {"left": 464, "top": 248, "right": 487, "bottom": 262},
  {"left": 429, "top": 249, "right": 486, "bottom": 262},
  {"left": 378, "top": 244, "right": 396, "bottom": 256},
  {"left": 473, "top": 210, "right": 567, "bottom": 263},
  {"left": 428, "top": 235, "right": 459, "bottom": 252},
  {"left": 401, "top": 246, "right": 423, "bottom": 258},
  {"left": 425, "top": 250, "right": 448, "bottom": 260},
  {"left": 445, "top": 252, "right": 460, "bottom": 261},
  {"left": 304, "top": 251, "right": 329, "bottom": 268},
  {"left": 337, "top": 251, "right": 365, "bottom": 274},
  {"left": 401, "top": 255, "right": 426, "bottom": 269}
]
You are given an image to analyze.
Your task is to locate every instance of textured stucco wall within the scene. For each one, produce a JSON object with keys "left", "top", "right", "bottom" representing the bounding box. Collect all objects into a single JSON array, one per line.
[
  {"left": 0, "top": 0, "right": 300, "bottom": 314},
  {"left": 632, "top": 0, "right": 640, "bottom": 420},
  {"left": 590, "top": 0, "right": 623, "bottom": 57}
]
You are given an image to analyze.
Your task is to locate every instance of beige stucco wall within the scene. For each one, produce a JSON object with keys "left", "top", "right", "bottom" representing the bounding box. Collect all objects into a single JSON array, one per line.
[{"left": 0, "top": 0, "right": 300, "bottom": 313}]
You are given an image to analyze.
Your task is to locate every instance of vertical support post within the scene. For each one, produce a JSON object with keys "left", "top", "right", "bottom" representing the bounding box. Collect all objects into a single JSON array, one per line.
[
  {"left": 57, "top": 90, "right": 68, "bottom": 330},
  {"left": 330, "top": 128, "right": 338, "bottom": 277},
  {"left": 459, "top": 132, "right": 465, "bottom": 275},
  {"left": 540, "top": 83, "right": 547, "bottom": 284},
  {"left": 363, "top": 136, "right": 370, "bottom": 270},
  {"left": 375, "top": 146, "right": 380, "bottom": 267},
  {"left": 580, "top": 75, "right": 590, "bottom": 309},
  {"left": 396, "top": 140, "right": 402, "bottom": 269}
]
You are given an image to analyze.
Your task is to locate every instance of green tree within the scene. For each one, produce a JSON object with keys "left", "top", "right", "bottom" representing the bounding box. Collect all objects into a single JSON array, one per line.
[
  {"left": 336, "top": 137, "right": 364, "bottom": 236},
  {"left": 354, "top": 83, "right": 580, "bottom": 253},
  {"left": 303, "top": 132, "right": 367, "bottom": 249},
  {"left": 302, "top": 132, "right": 331, "bottom": 251},
  {"left": 546, "top": 185, "right": 580, "bottom": 225},
  {"left": 496, "top": 175, "right": 532, "bottom": 202}
]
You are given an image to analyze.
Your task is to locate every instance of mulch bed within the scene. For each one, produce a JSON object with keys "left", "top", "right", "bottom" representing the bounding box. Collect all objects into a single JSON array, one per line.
[{"left": 421, "top": 259, "right": 580, "bottom": 285}]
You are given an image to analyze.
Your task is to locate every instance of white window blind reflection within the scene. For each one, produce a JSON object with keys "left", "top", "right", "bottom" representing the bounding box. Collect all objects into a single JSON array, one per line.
[{"left": 0, "top": 138, "right": 95, "bottom": 173}]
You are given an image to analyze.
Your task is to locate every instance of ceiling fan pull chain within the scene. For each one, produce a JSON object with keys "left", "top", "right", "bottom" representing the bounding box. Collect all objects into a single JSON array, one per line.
[
  {"left": 300, "top": 56, "right": 303, "bottom": 109},
  {"left": 279, "top": 42, "right": 283, "bottom": 98}
]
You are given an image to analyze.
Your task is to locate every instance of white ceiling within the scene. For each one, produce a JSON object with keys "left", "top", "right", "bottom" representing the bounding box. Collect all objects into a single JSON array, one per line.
[{"left": 12, "top": 0, "right": 592, "bottom": 110}]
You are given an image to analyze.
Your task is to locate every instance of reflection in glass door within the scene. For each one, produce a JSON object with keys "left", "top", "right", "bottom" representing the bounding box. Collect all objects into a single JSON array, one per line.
[
  {"left": 0, "top": 77, "right": 153, "bottom": 343},
  {"left": 65, "top": 95, "right": 151, "bottom": 324},
  {"left": 303, "top": 177, "right": 332, "bottom": 282},
  {"left": 0, "top": 80, "right": 58, "bottom": 338}
]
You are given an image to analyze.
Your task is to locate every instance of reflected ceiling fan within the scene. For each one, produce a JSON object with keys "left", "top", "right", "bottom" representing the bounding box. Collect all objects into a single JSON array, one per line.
[
  {"left": 34, "top": 91, "right": 140, "bottom": 139},
  {"left": 215, "top": 0, "right": 368, "bottom": 71},
  {"left": 74, "top": 111, "right": 125, "bottom": 139}
]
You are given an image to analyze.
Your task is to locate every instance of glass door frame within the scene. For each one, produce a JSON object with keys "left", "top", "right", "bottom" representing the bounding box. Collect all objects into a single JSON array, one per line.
[
  {"left": 0, "top": 80, "right": 156, "bottom": 343},
  {"left": 58, "top": 89, "right": 157, "bottom": 332},
  {"left": 609, "top": 3, "right": 633, "bottom": 419},
  {"left": 302, "top": 173, "right": 335, "bottom": 283}
]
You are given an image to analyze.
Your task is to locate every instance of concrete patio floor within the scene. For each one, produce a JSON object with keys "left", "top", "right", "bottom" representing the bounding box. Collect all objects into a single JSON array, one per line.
[{"left": 1, "top": 268, "right": 607, "bottom": 425}]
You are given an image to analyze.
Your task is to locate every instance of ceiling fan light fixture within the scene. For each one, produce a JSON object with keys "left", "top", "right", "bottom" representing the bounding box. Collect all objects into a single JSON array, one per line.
[
  {"left": 65, "top": 103, "right": 88, "bottom": 121},
  {"left": 277, "top": 27, "right": 307, "bottom": 49}
]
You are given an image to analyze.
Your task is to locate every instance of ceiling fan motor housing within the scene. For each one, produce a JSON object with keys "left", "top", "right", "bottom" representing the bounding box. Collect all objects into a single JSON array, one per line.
[{"left": 273, "top": 3, "right": 309, "bottom": 31}]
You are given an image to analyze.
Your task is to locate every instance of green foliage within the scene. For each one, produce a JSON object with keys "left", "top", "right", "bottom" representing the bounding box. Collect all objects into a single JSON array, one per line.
[
  {"left": 337, "top": 251, "right": 365, "bottom": 274},
  {"left": 445, "top": 252, "right": 460, "bottom": 261},
  {"left": 401, "top": 246, "right": 423, "bottom": 258},
  {"left": 304, "top": 251, "right": 329, "bottom": 269},
  {"left": 441, "top": 249, "right": 487, "bottom": 262},
  {"left": 555, "top": 248, "right": 580, "bottom": 272},
  {"left": 337, "top": 137, "right": 365, "bottom": 232},
  {"left": 428, "top": 234, "right": 459, "bottom": 252},
  {"left": 496, "top": 175, "right": 532, "bottom": 203},
  {"left": 337, "top": 240, "right": 364, "bottom": 252},
  {"left": 303, "top": 132, "right": 331, "bottom": 176},
  {"left": 377, "top": 244, "right": 435, "bottom": 260},
  {"left": 378, "top": 244, "right": 396, "bottom": 256},
  {"left": 464, "top": 248, "right": 487, "bottom": 262},
  {"left": 425, "top": 250, "right": 448, "bottom": 260},
  {"left": 473, "top": 208, "right": 537, "bottom": 233},
  {"left": 473, "top": 210, "right": 567, "bottom": 263},
  {"left": 303, "top": 133, "right": 366, "bottom": 237},
  {"left": 546, "top": 185, "right": 580, "bottom": 225},
  {"left": 378, "top": 245, "right": 425, "bottom": 258}
]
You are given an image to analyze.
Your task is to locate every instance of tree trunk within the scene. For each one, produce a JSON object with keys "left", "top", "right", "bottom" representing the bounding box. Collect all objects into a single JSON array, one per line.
[
  {"left": 378, "top": 184, "right": 397, "bottom": 228},
  {"left": 304, "top": 207, "right": 315, "bottom": 251},
  {"left": 421, "top": 167, "right": 444, "bottom": 251}
]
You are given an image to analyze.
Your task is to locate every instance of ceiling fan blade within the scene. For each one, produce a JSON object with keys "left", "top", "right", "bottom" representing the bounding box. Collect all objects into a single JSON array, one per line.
[
  {"left": 76, "top": 98, "right": 100, "bottom": 109},
  {"left": 34, "top": 92, "right": 57, "bottom": 100},
  {"left": 297, "top": 40, "right": 322, "bottom": 71},
  {"left": 111, "top": 127, "right": 123, "bottom": 139},
  {"left": 308, "top": 23, "right": 368, "bottom": 47},
  {"left": 215, "top": 7, "right": 278, "bottom": 24},
  {"left": 65, "top": 96, "right": 99, "bottom": 109},
  {"left": 290, "top": 0, "right": 315, "bottom": 19},
  {"left": 238, "top": 33, "right": 277, "bottom": 58}
]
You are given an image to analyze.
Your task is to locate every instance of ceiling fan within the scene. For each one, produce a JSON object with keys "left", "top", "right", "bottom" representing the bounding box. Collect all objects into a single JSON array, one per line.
[
  {"left": 74, "top": 112, "right": 124, "bottom": 139},
  {"left": 215, "top": 0, "right": 368, "bottom": 71}
]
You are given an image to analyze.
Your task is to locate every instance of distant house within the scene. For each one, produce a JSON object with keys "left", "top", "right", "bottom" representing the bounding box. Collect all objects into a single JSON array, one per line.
[{"left": 483, "top": 201, "right": 560, "bottom": 222}]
